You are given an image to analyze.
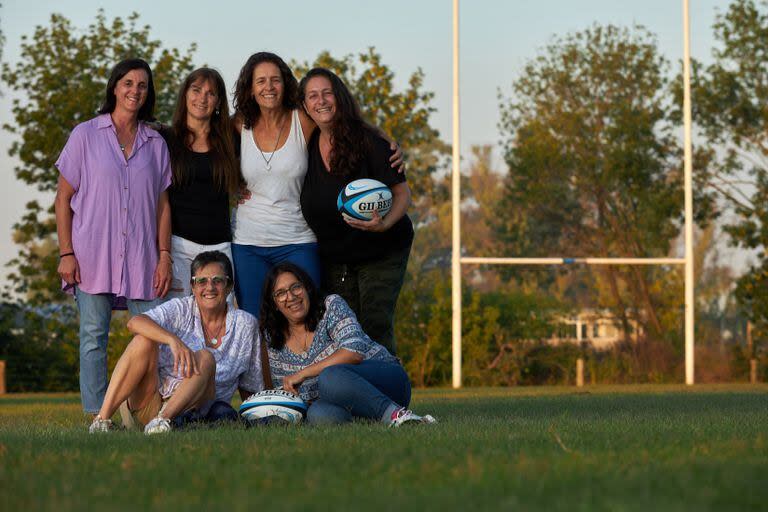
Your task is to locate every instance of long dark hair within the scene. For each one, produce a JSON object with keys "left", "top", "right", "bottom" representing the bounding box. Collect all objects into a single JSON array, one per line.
[
  {"left": 98, "top": 58, "right": 156, "bottom": 121},
  {"left": 298, "top": 67, "right": 375, "bottom": 176},
  {"left": 233, "top": 52, "right": 299, "bottom": 129},
  {"left": 259, "top": 262, "right": 325, "bottom": 350},
  {"left": 170, "top": 68, "right": 241, "bottom": 195}
]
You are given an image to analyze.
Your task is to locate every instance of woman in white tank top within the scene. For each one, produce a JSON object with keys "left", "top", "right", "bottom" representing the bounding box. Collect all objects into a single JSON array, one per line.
[{"left": 230, "top": 52, "right": 403, "bottom": 318}]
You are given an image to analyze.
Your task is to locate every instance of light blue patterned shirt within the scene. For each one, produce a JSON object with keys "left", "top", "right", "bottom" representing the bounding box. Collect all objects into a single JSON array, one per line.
[
  {"left": 144, "top": 296, "right": 265, "bottom": 402},
  {"left": 268, "top": 294, "right": 398, "bottom": 401}
]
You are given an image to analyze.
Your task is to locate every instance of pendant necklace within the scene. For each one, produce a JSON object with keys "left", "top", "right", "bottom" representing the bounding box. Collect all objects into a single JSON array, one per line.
[
  {"left": 300, "top": 328, "right": 312, "bottom": 353},
  {"left": 113, "top": 116, "right": 137, "bottom": 157},
  {"left": 257, "top": 113, "right": 286, "bottom": 171},
  {"left": 202, "top": 319, "right": 224, "bottom": 349}
]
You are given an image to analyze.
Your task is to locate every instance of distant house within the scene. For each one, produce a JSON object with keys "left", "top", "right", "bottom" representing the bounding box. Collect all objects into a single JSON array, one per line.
[{"left": 548, "top": 309, "right": 643, "bottom": 349}]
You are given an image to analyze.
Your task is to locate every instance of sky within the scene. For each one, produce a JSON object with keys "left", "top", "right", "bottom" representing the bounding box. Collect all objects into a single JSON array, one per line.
[{"left": 0, "top": 0, "right": 738, "bottom": 289}]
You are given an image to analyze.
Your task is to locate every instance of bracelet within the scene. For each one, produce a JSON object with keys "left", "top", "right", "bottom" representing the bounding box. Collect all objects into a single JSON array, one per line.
[
  {"left": 59, "top": 252, "right": 75, "bottom": 259},
  {"left": 159, "top": 249, "right": 173, "bottom": 263}
]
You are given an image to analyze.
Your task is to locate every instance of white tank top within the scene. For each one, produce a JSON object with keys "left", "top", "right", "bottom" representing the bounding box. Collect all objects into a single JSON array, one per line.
[{"left": 232, "top": 109, "right": 317, "bottom": 246}]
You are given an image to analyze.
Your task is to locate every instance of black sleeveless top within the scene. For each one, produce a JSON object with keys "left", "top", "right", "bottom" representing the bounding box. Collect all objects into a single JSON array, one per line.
[{"left": 161, "top": 128, "right": 231, "bottom": 245}]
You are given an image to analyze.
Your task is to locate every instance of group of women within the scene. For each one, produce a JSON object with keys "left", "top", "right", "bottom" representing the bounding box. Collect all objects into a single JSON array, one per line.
[{"left": 54, "top": 53, "right": 431, "bottom": 434}]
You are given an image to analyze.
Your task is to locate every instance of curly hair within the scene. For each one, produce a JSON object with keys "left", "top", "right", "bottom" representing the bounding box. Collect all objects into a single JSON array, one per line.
[
  {"left": 233, "top": 52, "right": 299, "bottom": 129},
  {"left": 258, "top": 262, "right": 325, "bottom": 350},
  {"left": 169, "top": 68, "right": 241, "bottom": 195},
  {"left": 298, "top": 67, "right": 377, "bottom": 176}
]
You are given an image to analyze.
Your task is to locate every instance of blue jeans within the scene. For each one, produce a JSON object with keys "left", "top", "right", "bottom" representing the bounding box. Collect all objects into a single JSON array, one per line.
[
  {"left": 231, "top": 242, "right": 321, "bottom": 317},
  {"left": 172, "top": 400, "right": 238, "bottom": 429},
  {"left": 75, "top": 288, "right": 162, "bottom": 414},
  {"left": 307, "top": 360, "right": 411, "bottom": 425}
]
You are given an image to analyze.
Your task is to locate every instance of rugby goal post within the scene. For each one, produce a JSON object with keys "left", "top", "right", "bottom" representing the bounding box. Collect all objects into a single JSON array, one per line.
[{"left": 450, "top": 0, "right": 696, "bottom": 387}]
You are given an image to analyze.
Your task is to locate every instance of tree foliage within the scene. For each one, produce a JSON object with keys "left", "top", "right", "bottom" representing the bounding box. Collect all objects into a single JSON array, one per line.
[
  {"left": 1, "top": 11, "right": 196, "bottom": 304},
  {"left": 496, "top": 24, "right": 713, "bottom": 341},
  {"left": 688, "top": 0, "right": 768, "bottom": 339}
]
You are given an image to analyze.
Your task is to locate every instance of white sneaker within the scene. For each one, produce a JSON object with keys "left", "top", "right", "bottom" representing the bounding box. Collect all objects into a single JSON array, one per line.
[
  {"left": 88, "top": 416, "right": 113, "bottom": 434},
  {"left": 389, "top": 408, "right": 437, "bottom": 427},
  {"left": 144, "top": 416, "right": 172, "bottom": 435}
]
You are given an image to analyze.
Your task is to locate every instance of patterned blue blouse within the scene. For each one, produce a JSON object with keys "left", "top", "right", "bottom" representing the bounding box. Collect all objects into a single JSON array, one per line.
[{"left": 268, "top": 294, "right": 398, "bottom": 401}]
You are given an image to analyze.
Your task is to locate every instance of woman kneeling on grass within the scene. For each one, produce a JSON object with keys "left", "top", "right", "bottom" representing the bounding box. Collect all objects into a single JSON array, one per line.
[
  {"left": 89, "top": 251, "right": 266, "bottom": 435},
  {"left": 260, "top": 262, "right": 435, "bottom": 426}
]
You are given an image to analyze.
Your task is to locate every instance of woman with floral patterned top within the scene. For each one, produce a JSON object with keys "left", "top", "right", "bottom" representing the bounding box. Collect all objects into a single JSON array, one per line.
[
  {"left": 89, "top": 251, "right": 266, "bottom": 434},
  {"left": 259, "top": 262, "right": 435, "bottom": 426}
]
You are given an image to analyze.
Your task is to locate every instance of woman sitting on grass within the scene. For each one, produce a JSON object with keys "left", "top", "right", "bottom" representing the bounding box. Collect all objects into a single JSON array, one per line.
[
  {"left": 260, "top": 262, "right": 435, "bottom": 426},
  {"left": 89, "top": 251, "right": 266, "bottom": 435}
]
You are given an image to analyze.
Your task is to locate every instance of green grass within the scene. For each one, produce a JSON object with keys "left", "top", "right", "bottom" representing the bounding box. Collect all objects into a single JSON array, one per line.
[{"left": 1, "top": 385, "right": 767, "bottom": 511}]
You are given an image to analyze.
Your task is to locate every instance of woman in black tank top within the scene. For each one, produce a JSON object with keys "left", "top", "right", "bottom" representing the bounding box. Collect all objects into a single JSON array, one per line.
[{"left": 162, "top": 68, "right": 241, "bottom": 299}]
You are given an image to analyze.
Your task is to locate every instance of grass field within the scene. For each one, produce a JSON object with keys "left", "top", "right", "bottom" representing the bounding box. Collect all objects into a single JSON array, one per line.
[{"left": 1, "top": 385, "right": 767, "bottom": 511}]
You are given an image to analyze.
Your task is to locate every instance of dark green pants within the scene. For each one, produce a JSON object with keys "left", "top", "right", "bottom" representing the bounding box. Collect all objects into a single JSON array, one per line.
[{"left": 322, "top": 244, "right": 411, "bottom": 356}]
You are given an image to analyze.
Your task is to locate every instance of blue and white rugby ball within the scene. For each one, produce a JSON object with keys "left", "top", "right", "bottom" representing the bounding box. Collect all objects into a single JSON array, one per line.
[
  {"left": 239, "top": 389, "right": 308, "bottom": 425},
  {"left": 337, "top": 178, "right": 393, "bottom": 221}
]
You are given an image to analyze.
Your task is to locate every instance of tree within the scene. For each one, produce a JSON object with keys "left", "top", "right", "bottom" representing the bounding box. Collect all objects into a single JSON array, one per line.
[
  {"left": 688, "top": 0, "right": 768, "bottom": 340},
  {"left": 496, "top": 24, "right": 715, "bottom": 342},
  {"left": 1, "top": 10, "right": 196, "bottom": 305},
  {"left": 0, "top": 11, "right": 195, "bottom": 390}
]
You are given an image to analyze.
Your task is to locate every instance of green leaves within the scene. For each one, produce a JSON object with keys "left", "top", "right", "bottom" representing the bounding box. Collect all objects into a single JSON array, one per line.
[
  {"left": 691, "top": 0, "right": 768, "bottom": 332},
  {"left": 1, "top": 11, "right": 195, "bottom": 303},
  {"left": 498, "top": 24, "right": 690, "bottom": 339}
]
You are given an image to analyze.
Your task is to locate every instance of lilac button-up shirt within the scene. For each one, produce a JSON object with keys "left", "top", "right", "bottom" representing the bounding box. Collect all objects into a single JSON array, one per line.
[{"left": 56, "top": 114, "right": 172, "bottom": 302}]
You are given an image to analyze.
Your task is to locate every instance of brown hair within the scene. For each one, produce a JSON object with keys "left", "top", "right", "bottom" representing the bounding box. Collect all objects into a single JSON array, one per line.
[
  {"left": 233, "top": 52, "right": 299, "bottom": 129},
  {"left": 298, "top": 67, "right": 374, "bottom": 176},
  {"left": 170, "top": 68, "right": 240, "bottom": 194},
  {"left": 99, "top": 58, "right": 156, "bottom": 121}
]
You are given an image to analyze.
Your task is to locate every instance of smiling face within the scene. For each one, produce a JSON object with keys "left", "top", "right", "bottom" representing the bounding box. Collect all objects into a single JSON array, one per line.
[
  {"left": 191, "top": 262, "right": 231, "bottom": 312},
  {"left": 251, "top": 62, "right": 284, "bottom": 111},
  {"left": 302, "top": 75, "right": 336, "bottom": 129},
  {"left": 185, "top": 77, "right": 219, "bottom": 122},
  {"left": 272, "top": 272, "right": 310, "bottom": 325},
  {"left": 113, "top": 69, "right": 149, "bottom": 116}
]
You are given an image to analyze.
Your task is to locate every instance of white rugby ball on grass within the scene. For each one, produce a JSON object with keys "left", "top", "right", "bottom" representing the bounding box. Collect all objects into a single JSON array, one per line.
[{"left": 239, "top": 389, "right": 308, "bottom": 425}]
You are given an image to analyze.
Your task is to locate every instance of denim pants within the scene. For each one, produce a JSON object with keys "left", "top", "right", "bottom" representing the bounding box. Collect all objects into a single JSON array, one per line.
[
  {"left": 172, "top": 400, "right": 238, "bottom": 429},
  {"left": 231, "top": 242, "right": 321, "bottom": 318},
  {"left": 75, "top": 288, "right": 162, "bottom": 413},
  {"left": 307, "top": 360, "right": 412, "bottom": 425}
]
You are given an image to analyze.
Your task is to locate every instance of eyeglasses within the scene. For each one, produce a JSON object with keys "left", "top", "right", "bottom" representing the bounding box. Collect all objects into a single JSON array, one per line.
[
  {"left": 273, "top": 282, "right": 305, "bottom": 302},
  {"left": 191, "top": 275, "right": 230, "bottom": 287}
]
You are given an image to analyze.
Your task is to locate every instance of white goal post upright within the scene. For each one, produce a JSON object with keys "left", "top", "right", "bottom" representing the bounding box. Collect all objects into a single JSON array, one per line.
[
  {"left": 450, "top": 1, "right": 696, "bottom": 388},
  {"left": 451, "top": 0, "right": 463, "bottom": 389},
  {"left": 682, "top": 0, "right": 696, "bottom": 386}
]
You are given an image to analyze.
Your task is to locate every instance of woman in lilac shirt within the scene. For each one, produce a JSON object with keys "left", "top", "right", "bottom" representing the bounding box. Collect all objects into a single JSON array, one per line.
[{"left": 54, "top": 58, "right": 173, "bottom": 417}]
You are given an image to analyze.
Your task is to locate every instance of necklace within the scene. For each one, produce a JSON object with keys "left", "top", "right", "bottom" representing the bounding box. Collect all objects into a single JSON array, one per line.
[
  {"left": 289, "top": 326, "right": 312, "bottom": 354},
  {"left": 256, "top": 113, "right": 287, "bottom": 171},
  {"left": 202, "top": 318, "right": 225, "bottom": 349},
  {"left": 112, "top": 114, "right": 137, "bottom": 156}
]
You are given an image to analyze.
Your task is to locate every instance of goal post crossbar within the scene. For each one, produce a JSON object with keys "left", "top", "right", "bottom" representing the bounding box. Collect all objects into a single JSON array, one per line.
[
  {"left": 460, "top": 257, "right": 686, "bottom": 266},
  {"left": 450, "top": 0, "right": 695, "bottom": 388}
]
